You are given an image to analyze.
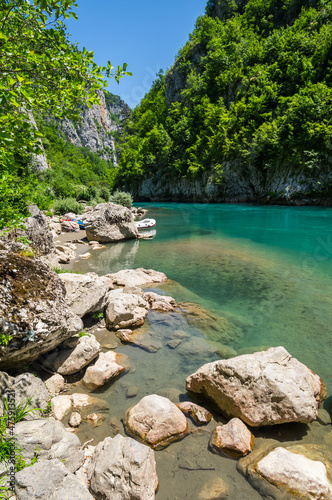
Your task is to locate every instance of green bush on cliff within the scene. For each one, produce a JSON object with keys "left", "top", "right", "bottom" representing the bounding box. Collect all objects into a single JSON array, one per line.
[{"left": 116, "top": 0, "right": 332, "bottom": 199}]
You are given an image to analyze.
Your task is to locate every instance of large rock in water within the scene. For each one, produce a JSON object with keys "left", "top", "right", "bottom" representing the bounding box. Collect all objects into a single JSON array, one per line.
[
  {"left": 186, "top": 346, "right": 326, "bottom": 426},
  {"left": 83, "top": 202, "right": 138, "bottom": 243},
  {"left": 125, "top": 394, "right": 189, "bottom": 449},
  {"left": 82, "top": 351, "right": 126, "bottom": 390},
  {"left": 237, "top": 444, "right": 332, "bottom": 500},
  {"left": 59, "top": 272, "right": 112, "bottom": 317},
  {"left": 87, "top": 434, "right": 158, "bottom": 500},
  {"left": 0, "top": 251, "right": 82, "bottom": 370}
]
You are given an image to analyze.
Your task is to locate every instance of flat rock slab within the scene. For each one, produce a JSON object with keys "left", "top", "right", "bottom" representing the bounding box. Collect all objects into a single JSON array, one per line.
[
  {"left": 186, "top": 346, "right": 326, "bottom": 426},
  {"left": 41, "top": 334, "right": 101, "bottom": 375},
  {"left": 82, "top": 351, "right": 126, "bottom": 390},
  {"left": 209, "top": 418, "right": 254, "bottom": 459},
  {"left": 105, "top": 289, "right": 149, "bottom": 330},
  {"left": 238, "top": 445, "right": 332, "bottom": 500},
  {"left": 177, "top": 402, "right": 213, "bottom": 425},
  {"left": 15, "top": 458, "right": 93, "bottom": 500},
  {"left": 87, "top": 434, "right": 158, "bottom": 500},
  {"left": 106, "top": 268, "right": 167, "bottom": 287},
  {"left": 126, "top": 394, "right": 189, "bottom": 449}
]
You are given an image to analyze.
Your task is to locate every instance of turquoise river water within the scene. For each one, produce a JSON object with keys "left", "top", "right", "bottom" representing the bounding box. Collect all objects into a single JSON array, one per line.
[{"left": 71, "top": 203, "right": 332, "bottom": 499}]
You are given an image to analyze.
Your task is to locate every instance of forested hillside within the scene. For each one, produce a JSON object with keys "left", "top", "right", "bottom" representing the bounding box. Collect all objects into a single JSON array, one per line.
[{"left": 115, "top": 0, "right": 332, "bottom": 203}]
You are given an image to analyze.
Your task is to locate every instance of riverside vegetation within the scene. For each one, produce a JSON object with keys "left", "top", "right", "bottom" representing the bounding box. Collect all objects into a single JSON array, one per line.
[{"left": 115, "top": 0, "right": 332, "bottom": 202}]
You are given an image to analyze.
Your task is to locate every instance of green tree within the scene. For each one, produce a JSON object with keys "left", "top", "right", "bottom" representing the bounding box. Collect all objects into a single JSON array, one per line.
[{"left": 0, "top": 0, "right": 131, "bottom": 230}]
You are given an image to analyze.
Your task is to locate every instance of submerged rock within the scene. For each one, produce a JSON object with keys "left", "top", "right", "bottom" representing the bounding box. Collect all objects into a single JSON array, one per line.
[
  {"left": 143, "top": 291, "right": 177, "bottom": 312},
  {"left": 186, "top": 346, "right": 326, "bottom": 426},
  {"left": 83, "top": 202, "right": 138, "bottom": 243},
  {"left": 198, "top": 478, "right": 229, "bottom": 500},
  {"left": 105, "top": 289, "right": 149, "bottom": 330},
  {"left": 125, "top": 394, "right": 189, "bottom": 449},
  {"left": 15, "top": 458, "right": 94, "bottom": 500},
  {"left": 59, "top": 272, "right": 111, "bottom": 317},
  {"left": 106, "top": 268, "right": 167, "bottom": 287},
  {"left": 177, "top": 401, "right": 213, "bottom": 425},
  {"left": 87, "top": 434, "right": 158, "bottom": 500},
  {"left": 0, "top": 251, "right": 82, "bottom": 370},
  {"left": 209, "top": 418, "right": 254, "bottom": 459}
]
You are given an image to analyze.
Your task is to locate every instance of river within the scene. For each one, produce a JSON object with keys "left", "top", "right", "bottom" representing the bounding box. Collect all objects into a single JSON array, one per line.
[{"left": 71, "top": 203, "right": 332, "bottom": 499}]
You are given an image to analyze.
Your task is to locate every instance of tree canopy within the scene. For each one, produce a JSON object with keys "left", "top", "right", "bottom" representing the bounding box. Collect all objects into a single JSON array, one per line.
[
  {"left": 116, "top": 0, "right": 332, "bottom": 202},
  {"left": 0, "top": 0, "right": 130, "bottom": 230}
]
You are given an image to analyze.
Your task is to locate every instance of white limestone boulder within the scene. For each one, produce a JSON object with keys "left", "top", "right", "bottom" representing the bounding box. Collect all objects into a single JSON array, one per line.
[
  {"left": 125, "top": 394, "right": 189, "bottom": 449},
  {"left": 82, "top": 351, "right": 126, "bottom": 390},
  {"left": 83, "top": 202, "right": 138, "bottom": 243},
  {"left": 59, "top": 272, "right": 112, "bottom": 317},
  {"left": 105, "top": 289, "right": 149, "bottom": 330},
  {"left": 209, "top": 418, "right": 254, "bottom": 458},
  {"left": 186, "top": 346, "right": 326, "bottom": 426}
]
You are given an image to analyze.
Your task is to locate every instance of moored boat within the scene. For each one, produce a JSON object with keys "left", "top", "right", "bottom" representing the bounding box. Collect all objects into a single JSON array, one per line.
[{"left": 135, "top": 218, "right": 156, "bottom": 229}]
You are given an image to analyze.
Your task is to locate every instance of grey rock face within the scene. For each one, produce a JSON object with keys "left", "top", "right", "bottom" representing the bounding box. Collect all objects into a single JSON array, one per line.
[
  {"left": 15, "top": 458, "right": 94, "bottom": 500},
  {"left": 83, "top": 202, "right": 138, "bottom": 243},
  {"left": 52, "top": 90, "right": 130, "bottom": 165},
  {"left": 15, "top": 417, "right": 84, "bottom": 472},
  {"left": 0, "top": 251, "right": 81, "bottom": 370},
  {"left": 186, "top": 346, "right": 326, "bottom": 426},
  {"left": 87, "top": 434, "right": 159, "bottom": 500},
  {"left": 59, "top": 272, "right": 111, "bottom": 317},
  {"left": 3, "top": 372, "right": 49, "bottom": 413}
]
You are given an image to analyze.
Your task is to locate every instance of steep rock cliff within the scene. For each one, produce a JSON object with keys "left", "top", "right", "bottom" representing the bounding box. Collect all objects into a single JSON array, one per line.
[{"left": 51, "top": 90, "right": 130, "bottom": 165}]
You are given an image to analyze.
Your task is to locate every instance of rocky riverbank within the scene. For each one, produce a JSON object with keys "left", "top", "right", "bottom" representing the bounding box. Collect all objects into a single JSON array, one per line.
[{"left": 0, "top": 203, "right": 332, "bottom": 499}]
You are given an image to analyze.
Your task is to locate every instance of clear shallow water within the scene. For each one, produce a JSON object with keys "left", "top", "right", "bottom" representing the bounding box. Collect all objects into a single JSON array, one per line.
[{"left": 72, "top": 203, "right": 332, "bottom": 499}]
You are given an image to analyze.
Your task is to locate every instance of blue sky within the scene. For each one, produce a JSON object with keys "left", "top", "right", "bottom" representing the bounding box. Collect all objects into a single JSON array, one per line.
[{"left": 65, "top": 0, "right": 207, "bottom": 108}]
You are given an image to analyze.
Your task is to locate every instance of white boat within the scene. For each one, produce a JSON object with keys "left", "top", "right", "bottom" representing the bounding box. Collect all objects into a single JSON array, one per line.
[{"left": 135, "top": 218, "right": 156, "bottom": 229}]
